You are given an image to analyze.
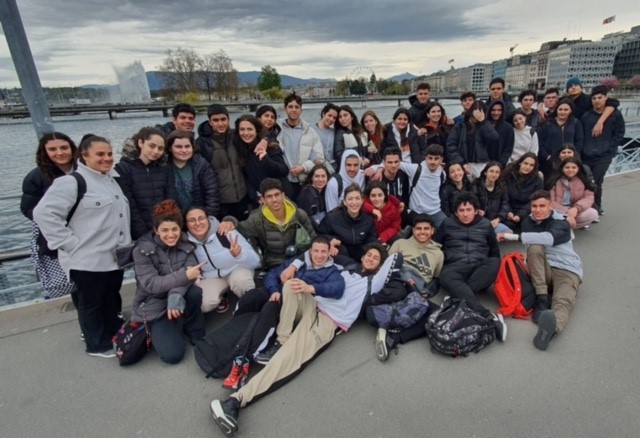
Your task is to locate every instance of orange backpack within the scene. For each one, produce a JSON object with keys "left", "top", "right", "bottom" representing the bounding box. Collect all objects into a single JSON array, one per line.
[{"left": 494, "top": 252, "right": 536, "bottom": 319}]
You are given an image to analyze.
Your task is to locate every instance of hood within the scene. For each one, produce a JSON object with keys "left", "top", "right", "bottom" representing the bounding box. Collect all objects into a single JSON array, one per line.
[
  {"left": 197, "top": 120, "right": 214, "bottom": 138},
  {"left": 337, "top": 149, "right": 365, "bottom": 188},
  {"left": 302, "top": 249, "right": 335, "bottom": 270},
  {"left": 408, "top": 94, "right": 427, "bottom": 110},
  {"left": 262, "top": 198, "right": 298, "bottom": 227},
  {"left": 488, "top": 100, "right": 505, "bottom": 124},
  {"left": 187, "top": 216, "right": 221, "bottom": 243}
]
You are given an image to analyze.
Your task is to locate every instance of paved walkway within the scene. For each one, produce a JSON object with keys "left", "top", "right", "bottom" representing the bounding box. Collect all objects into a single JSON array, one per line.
[{"left": 2, "top": 172, "right": 640, "bottom": 438}]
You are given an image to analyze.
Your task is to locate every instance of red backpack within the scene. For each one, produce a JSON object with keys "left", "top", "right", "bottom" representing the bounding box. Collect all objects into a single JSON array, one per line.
[{"left": 494, "top": 252, "right": 536, "bottom": 319}]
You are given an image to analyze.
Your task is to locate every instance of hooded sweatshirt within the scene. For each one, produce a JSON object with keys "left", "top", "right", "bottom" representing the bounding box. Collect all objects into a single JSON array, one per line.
[{"left": 324, "top": 150, "right": 365, "bottom": 212}]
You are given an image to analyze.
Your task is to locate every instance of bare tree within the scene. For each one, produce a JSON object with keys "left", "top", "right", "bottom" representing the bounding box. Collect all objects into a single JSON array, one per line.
[
  {"left": 158, "top": 48, "right": 201, "bottom": 97},
  {"left": 200, "top": 50, "right": 238, "bottom": 100}
]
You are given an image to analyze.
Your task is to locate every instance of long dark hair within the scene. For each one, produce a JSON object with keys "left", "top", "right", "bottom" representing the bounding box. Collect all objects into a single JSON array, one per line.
[
  {"left": 503, "top": 152, "right": 539, "bottom": 183},
  {"left": 337, "top": 105, "right": 363, "bottom": 138},
  {"left": 36, "top": 132, "right": 77, "bottom": 182},
  {"left": 477, "top": 161, "right": 506, "bottom": 194},
  {"left": 234, "top": 114, "right": 263, "bottom": 163},
  {"left": 546, "top": 157, "right": 595, "bottom": 191}
]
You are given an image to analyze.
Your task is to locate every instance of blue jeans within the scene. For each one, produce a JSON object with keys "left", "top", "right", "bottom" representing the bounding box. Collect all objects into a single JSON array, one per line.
[{"left": 149, "top": 284, "right": 205, "bottom": 364}]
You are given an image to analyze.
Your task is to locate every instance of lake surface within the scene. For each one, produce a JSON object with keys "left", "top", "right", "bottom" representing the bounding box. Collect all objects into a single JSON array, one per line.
[{"left": 1, "top": 98, "right": 639, "bottom": 307}]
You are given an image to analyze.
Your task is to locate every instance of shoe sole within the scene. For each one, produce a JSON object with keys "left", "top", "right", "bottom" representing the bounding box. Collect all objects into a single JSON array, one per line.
[
  {"left": 534, "top": 311, "right": 556, "bottom": 351},
  {"left": 375, "top": 329, "right": 389, "bottom": 361},
  {"left": 88, "top": 352, "right": 116, "bottom": 358},
  {"left": 210, "top": 400, "right": 238, "bottom": 436},
  {"left": 254, "top": 358, "right": 270, "bottom": 366}
]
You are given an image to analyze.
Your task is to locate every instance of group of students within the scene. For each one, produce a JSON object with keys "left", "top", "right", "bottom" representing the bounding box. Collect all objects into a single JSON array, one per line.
[{"left": 19, "top": 79, "right": 623, "bottom": 435}]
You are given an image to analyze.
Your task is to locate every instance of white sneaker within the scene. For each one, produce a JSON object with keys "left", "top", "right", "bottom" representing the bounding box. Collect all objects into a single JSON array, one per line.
[
  {"left": 88, "top": 350, "right": 116, "bottom": 358},
  {"left": 492, "top": 313, "right": 507, "bottom": 342},
  {"left": 375, "top": 328, "right": 389, "bottom": 361}
]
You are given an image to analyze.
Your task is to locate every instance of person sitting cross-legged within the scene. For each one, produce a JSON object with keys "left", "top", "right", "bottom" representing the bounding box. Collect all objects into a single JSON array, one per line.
[{"left": 497, "top": 190, "right": 584, "bottom": 351}]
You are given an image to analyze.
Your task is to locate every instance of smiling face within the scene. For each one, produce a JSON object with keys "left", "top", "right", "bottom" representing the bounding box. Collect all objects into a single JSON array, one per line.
[
  {"left": 531, "top": 196, "right": 553, "bottom": 222},
  {"left": 45, "top": 139, "right": 74, "bottom": 168},
  {"left": 343, "top": 190, "right": 363, "bottom": 217},
  {"left": 556, "top": 103, "right": 572, "bottom": 121},
  {"left": 311, "top": 168, "right": 328, "bottom": 190},
  {"left": 344, "top": 156, "right": 360, "bottom": 178},
  {"left": 185, "top": 208, "right": 210, "bottom": 241},
  {"left": 559, "top": 148, "right": 575, "bottom": 161},
  {"left": 513, "top": 113, "right": 526, "bottom": 130},
  {"left": 361, "top": 247, "right": 382, "bottom": 272},
  {"left": 239, "top": 120, "right": 258, "bottom": 144},
  {"left": 383, "top": 153, "right": 401, "bottom": 176},
  {"left": 174, "top": 112, "right": 195, "bottom": 132},
  {"left": 321, "top": 109, "right": 338, "bottom": 128},
  {"left": 362, "top": 115, "right": 377, "bottom": 134},
  {"left": 455, "top": 202, "right": 477, "bottom": 225},
  {"left": 263, "top": 188, "right": 285, "bottom": 215},
  {"left": 138, "top": 134, "right": 165, "bottom": 164},
  {"left": 394, "top": 113, "right": 409, "bottom": 131},
  {"left": 519, "top": 157, "right": 536, "bottom": 175},
  {"left": 369, "top": 187, "right": 386, "bottom": 209},
  {"left": 171, "top": 138, "right": 193, "bottom": 164},
  {"left": 82, "top": 141, "right": 114, "bottom": 174},
  {"left": 448, "top": 163, "right": 465, "bottom": 183},
  {"left": 156, "top": 220, "right": 181, "bottom": 247},
  {"left": 309, "top": 241, "right": 331, "bottom": 268},
  {"left": 285, "top": 101, "right": 302, "bottom": 124},
  {"left": 209, "top": 113, "right": 229, "bottom": 134},
  {"left": 338, "top": 109, "right": 353, "bottom": 129},
  {"left": 259, "top": 111, "right": 276, "bottom": 130},
  {"left": 562, "top": 162, "right": 579, "bottom": 179},
  {"left": 412, "top": 221, "right": 435, "bottom": 244},
  {"left": 427, "top": 105, "right": 442, "bottom": 124},
  {"left": 461, "top": 97, "right": 475, "bottom": 111},
  {"left": 490, "top": 105, "right": 503, "bottom": 121}
]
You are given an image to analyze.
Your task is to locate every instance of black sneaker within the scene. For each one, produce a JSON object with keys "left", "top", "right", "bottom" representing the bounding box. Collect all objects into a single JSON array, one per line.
[
  {"left": 375, "top": 328, "right": 388, "bottom": 362},
  {"left": 492, "top": 313, "right": 507, "bottom": 342},
  {"left": 532, "top": 295, "right": 551, "bottom": 324},
  {"left": 533, "top": 310, "right": 556, "bottom": 351},
  {"left": 255, "top": 341, "right": 281, "bottom": 365},
  {"left": 211, "top": 398, "right": 239, "bottom": 436}
]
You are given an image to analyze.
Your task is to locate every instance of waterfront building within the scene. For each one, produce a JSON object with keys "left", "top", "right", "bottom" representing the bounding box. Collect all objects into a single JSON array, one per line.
[
  {"left": 505, "top": 54, "right": 535, "bottom": 91},
  {"left": 492, "top": 59, "right": 511, "bottom": 81},
  {"left": 456, "top": 63, "right": 492, "bottom": 92},
  {"left": 612, "top": 25, "right": 640, "bottom": 80}
]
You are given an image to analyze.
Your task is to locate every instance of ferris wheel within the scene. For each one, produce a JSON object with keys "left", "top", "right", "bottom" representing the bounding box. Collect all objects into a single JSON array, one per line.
[{"left": 349, "top": 66, "right": 376, "bottom": 93}]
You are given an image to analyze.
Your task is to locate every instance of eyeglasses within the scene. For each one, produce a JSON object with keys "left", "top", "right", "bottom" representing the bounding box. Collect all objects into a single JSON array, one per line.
[{"left": 187, "top": 216, "right": 208, "bottom": 225}]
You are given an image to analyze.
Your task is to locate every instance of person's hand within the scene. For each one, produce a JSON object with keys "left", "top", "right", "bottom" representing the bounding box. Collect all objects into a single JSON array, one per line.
[
  {"left": 314, "top": 158, "right": 325, "bottom": 166},
  {"left": 372, "top": 209, "right": 382, "bottom": 221},
  {"left": 566, "top": 215, "right": 577, "bottom": 228},
  {"left": 512, "top": 215, "right": 521, "bottom": 223},
  {"left": 567, "top": 207, "right": 578, "bottom": 218},
  {"left": 370, "top": 168, "right": 384, "bottom": 182},
  {"left": 496, "top": 232, "right": 506, "bottom": 242},
  {"left": 217, "top": 221, "right": 236, "bottom": 235},
  {"left": 229, "top": 234, "right": 242, "bottom": 257},
  {"left": 167, "top": 308, "right": 183, "bottom": 320},
  {"left": 507, "top": 212, "right": 515, "bottom": 221},
  {"left": 444, "top": 116, "right": 455, "bottom": 126},
  {"left": 269, "top": 292, "right": 281, "bottom": 302},
  {"left": 254, "top": 139, "right": 268, "bottom": 159},
  {"left": 186, "top": 262, "right": 206, "bottom": 280},
  {"left": 290, "top": 165, "right": 305, "bottom": 176},
  {"left": 329, "top": 239, "right": 340, "bottom": 257},
  {"left": 462, "top": 164, "right": 471, "bottom": 176},
  {"left": 280, "top": 265, "right": 297, "bottom": 283},
  {"left": 478, "top": 209, "right": 486, "bottom": 217},
  {"left": 406, "top": 278, "right": 416, "bottom": 287},
  {"left": 290, "top": 278, "right": 314, "bottom": 294},
  {"left": 417, "top": 127, "right": 427, "bottom": 136},
  {"left": 398, "top": 202, "right": 405, "bottom": 212},
  {"left": 362, "top": 157, "right": 370, "bottom": 167},
  {"left": 592, "top": 121, "right": 604, "bottom": 137},
  {"left": 472, "top": 109, "right": 485, "bottom": 123}
]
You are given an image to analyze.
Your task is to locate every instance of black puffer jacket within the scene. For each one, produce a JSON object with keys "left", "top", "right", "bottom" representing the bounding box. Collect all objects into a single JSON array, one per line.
[
  {"left": 131, "top": 232, "right": 197, "bottom": 322},
  {"left": 237, "top": 139, "right": 289, "bottom": 202},
  {"left": 439, "top": 178, "right": 473, "bottom": 217},
  {"left": 169, "top": 153, "right": 219, "bottom": 217},
  {"left": 380, "top": 122, "right": 427, "bottom": 163},
  {"left": 408, "top": 95, "right": 429, "bottom": 126},
  {"left": 21, "top": 164, "right": 71, "bottom": 220},
  {"left": 115, "top": 140, "right": 175, "bottom": 240},
  {"left": 488, "top": 101, "right": 515, "bottom": 166},
  {"left": 505, "top": 172, "right": 543, "bottom": 218},
  {"left": 473, "top": 180, "right": 510, "bottom": 222},
  {"left": 318, "top": 207, "right": 378, "bottom": 260},
  {"left": 440, "top": 215, "right": 500, "bottom": 265},
  {"left": 195, "top": 121, "right": 246, "bottom": 204},
  {"left": 446, "top": 121, "right": 500, "bottom": 165}
]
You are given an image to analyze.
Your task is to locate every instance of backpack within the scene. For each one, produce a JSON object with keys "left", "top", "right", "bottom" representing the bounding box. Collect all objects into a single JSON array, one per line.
[
  {"left": 494, "top": 252, "right": 536, "bottom": 319},
  {"left": 425, "top": 297, "right": 496, "bottom": 357},
  {"left": 366, "top": 291, "right": 430, "bottom": 330},
  {"left": 36, "top": 172, "right": 87, "bottom": 259}
]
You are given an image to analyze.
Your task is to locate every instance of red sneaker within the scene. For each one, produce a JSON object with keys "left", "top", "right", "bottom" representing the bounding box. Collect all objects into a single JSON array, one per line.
[
  {"left": 216, "top": 297, "right": 230, "bottom": 314},
  {"left": 222, "top": 357, "right": 243, "bottom": 390}
]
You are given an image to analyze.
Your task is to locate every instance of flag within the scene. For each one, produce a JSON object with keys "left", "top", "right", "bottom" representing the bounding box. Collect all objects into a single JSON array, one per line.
[
  {"left": 448, "top": 59, "right": 455, "bottom": 64},
  {"left": 602, "top": 15, "right": 615, "bottom": 24}
]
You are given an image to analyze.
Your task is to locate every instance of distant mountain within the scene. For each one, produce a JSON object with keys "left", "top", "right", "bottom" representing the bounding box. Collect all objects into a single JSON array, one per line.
[
  {"left": 385, "top": 72, "right": 417, "bottom": 82},
  {"left": 144, "top": 71, "right": 336, "bottom": 91}
]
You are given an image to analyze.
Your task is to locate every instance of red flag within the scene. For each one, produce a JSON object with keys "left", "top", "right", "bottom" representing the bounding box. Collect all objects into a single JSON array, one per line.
[
  {"left": 602, "top": 15, "right": 615, "bottom": 24},
  {"left": 448, "top": 59, "right": 455, "bottom": 63}
]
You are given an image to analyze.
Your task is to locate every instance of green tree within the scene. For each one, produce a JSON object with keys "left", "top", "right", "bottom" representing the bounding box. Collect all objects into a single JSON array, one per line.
[
  {"left": 262, "top": 86, "right": 284, "bottom": 100},
  {"left": 257, "top": 65, "right": 282, "bottom": 91},
  {"left": 335, "top": 79, "right": 350, "bottom": 96},
  {"left": 349, "top": 79, "right": 367, "bottom": 95}
]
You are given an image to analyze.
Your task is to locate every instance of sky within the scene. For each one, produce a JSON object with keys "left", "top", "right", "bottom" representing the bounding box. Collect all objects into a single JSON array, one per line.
[{"left": 1, "top": 0, "right": 639, "bottom": 87}]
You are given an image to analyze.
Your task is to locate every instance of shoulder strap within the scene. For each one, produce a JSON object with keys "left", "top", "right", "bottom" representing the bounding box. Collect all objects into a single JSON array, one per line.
[
  {"left": 334, "top": 174, "right": 343, "bottom": 197},
  {"left": 410, "top": 164, "right": 422, "bottom": 192},
  {"left": 66, "top": 172, "right": 87, "bottom": 225}
]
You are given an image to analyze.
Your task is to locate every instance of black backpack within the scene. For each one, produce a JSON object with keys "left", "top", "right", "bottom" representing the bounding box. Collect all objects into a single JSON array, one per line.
[
  {"left": 366, "top": 291, "right": 430, "bottom": 330},
  {"left": 425, "top": 297, "right": 496, "bottom": 357}
]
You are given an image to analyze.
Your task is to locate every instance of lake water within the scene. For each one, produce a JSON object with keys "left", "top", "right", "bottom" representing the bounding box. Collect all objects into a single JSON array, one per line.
[{"left": 1, "top": 98, "right": 639, "bottom": 307}]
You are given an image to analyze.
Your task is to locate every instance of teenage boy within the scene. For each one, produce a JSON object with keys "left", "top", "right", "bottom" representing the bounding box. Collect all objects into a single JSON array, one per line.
[
  {"left": 277, "top": 93, "right": 325, "bottom": 198},
  {"left": 580, "top": 85, "right": 625, "bottom": 216},
  {"left": 219, "top": 178, "right": 316, "bottom": 269},
  {"left": 324, "top": 150, "right": 365, "bottom": 212},
  {"left": 454, "top": 91, "right": 477, "bottom": 124},
  {"left": 518, "top": 90, "right": 541, "bottom": 131},
  {"left": 565, "top": 77, "right": 618, "bottom": 128},
  {"left": 438, "top": 192, "right": 506, "bottom": 340},
  {"left": 156, "top": 103, "right": 196, "bottom": 136},
  {"left": 210, "top": 242, "right": 401, "bottom": 436},
  {"left": 196, "top": 104, "right": 247, "bottom": 219},
  {"left": 485, "top": 78, "right": 516, "bottom": 122},
  {"left": 498, "top": 190, "right": 583, "bottom": 350},
  {"left": 537, "top": 88, "right": 560, "bottom": 122},
  {"left": 409, "top": 82, "right": 431, "bottom": 132}
]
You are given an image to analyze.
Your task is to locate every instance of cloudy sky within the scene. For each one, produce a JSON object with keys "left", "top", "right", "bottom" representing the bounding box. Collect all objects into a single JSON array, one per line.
[{"left": 1, "top": 0, "right": 639, "bottom": 87}]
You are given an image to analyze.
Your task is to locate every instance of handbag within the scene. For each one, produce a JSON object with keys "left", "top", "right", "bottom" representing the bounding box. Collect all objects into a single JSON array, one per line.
[
  {"left": 112, "top": 317, "right": 151, "bottom": 366},
  {"left": 295, "top": 223, "right": 311, "bottom": 251}
]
